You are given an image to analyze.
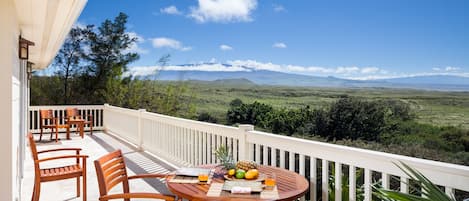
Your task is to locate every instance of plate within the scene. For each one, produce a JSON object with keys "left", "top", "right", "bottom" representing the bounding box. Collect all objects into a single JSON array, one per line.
[{"left": 224, "top": 173, "right": 267, "bottom": 182}]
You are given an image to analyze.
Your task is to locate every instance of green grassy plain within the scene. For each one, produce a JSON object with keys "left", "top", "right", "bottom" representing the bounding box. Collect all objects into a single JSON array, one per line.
[{"left": 184, "top": 82, "right": 469, "bottom": 129}]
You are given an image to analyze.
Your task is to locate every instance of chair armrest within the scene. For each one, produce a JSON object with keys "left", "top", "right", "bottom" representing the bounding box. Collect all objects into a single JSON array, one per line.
[
  {"left": 36, "top": 155, "right": 88, "bottom": 163},
  {"left": 37, "top": 148, "right": 81, "bottom": 154},
  {"left": 99, "top": 193, "right": 175, "bottom": 201},
  {"left": 128, "top": 173, "right": 170, "bottom": 180}
]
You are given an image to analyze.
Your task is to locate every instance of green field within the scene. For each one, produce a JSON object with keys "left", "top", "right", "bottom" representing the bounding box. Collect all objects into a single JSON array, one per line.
[{"left": 186, "top": 82, "right": 469, "bottom": 129}]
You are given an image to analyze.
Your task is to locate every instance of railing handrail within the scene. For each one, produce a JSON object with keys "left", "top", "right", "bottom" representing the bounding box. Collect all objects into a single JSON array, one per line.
[
  {"left": 247, "top": 130, "right": 469, "bottom": 190},
  {"left": 84, "top": 104, "right": 469, "bottom": 199},
  {"left": 29, "top": 105, "right": 104, "bottom": 109}
]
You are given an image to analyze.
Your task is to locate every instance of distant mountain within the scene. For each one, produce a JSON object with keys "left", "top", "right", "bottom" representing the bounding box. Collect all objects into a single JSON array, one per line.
[{"left": 146, "top": 63, "right": 469, "bottom": 91}]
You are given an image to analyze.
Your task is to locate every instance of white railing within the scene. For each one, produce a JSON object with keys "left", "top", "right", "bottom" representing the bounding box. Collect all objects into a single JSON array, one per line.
[
  {"left": 29, "top": 105, "right": 104, "bottom": 133},
  {"left": 103, "top": 104, "right": 469, "bottom": 201}
]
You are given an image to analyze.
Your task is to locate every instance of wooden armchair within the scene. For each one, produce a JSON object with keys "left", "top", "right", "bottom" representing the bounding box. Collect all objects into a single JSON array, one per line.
[
  {"left": 66, "top": 108, "right": 94, "bottom": 135},
  {"left": 28, "top": 133, "right": 88, "bottom": 201},
  {"left": 39, "top": 109, "right": 70, "bottom": 142},
  {"left": 94, "top": 149, "right": 176, "bottom": 201}
]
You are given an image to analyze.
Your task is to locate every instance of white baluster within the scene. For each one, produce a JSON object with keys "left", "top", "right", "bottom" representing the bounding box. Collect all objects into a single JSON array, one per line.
[
  {"left": 335, "top": 162, "right": 342, "bottom": 201},
  {"left": 349, "top": 165, "right": 356, "bottom": 201},
  {"left": 279, "top": 149, "right": 285, "bottom": 169},
  {"left": 322, "top": 159, "right": 328, "bottom": 201},
  {"left": 364, "top": 168, "right": 372, "bottom": 201},
  {"left": 310, "top": 157, "right": 317, "bottom": 201}
]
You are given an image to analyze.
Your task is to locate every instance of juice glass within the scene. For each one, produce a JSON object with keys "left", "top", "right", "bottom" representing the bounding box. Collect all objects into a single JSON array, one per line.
[
  {"left": 198, "top": 173, "right": 209, "bottom": 182},
  {"left": 264, "top": 173, "right": 276, "bottom": 190}
]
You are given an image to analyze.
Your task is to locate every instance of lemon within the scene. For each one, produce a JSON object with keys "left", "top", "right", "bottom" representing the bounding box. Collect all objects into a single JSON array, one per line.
[
  {"left": 228, "top": 169, "right": 236, "bottom": 176},
  {"left": 245, "top": 169, "right": 259, "bottom": 180}
]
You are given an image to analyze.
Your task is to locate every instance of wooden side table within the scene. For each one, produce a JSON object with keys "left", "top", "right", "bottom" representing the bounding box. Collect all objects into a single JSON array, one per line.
[{"left": 67, "top": 118, "right": 85, "bottom": 139}]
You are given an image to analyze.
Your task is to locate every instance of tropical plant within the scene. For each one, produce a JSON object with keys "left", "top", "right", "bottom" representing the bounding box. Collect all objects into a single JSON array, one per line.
[
  {"left": 374, "top": 162, "right": 456, "bottom": 201},
  {"left": 214, "top": 145, "right": 236, "bottom": 170},
  {"left": 328, "top": 163, "right": 365, "bottom": 201}
]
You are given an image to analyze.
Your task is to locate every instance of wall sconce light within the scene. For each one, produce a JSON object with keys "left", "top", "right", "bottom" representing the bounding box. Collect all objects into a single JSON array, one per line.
[
  {"left": 19, "top": 36, "right": 34, "bottom": 60},
  {"left": 27, "top": 62, "right": 33, "bottom": 80}
]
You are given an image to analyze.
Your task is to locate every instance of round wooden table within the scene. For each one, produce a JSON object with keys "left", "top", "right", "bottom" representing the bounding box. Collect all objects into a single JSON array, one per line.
[{"left": 167, "top": 165, "right": 309, "bottom": 201}]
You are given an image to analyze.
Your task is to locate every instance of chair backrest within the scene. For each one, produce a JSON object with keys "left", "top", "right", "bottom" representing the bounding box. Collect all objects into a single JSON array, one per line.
[
  {"left": 94, "top": 149, "right": 130, "bottom": 197},
  {"left": 66, "top": 108, "right": 80, "bottom": 118},
  {"left": 39, "top": 109, "right": 54, "bottom": 126},
  {"left": 39, "top": 109, "right": 53, "bottom": 119},
  {"left": 27, "top": 133, "right": 39, "bottom": 161}
]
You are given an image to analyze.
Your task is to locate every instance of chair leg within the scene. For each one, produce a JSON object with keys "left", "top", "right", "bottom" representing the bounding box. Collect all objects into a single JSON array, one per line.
[
  {"left": 39, "top": 128, "right": 43, "bottom": 141},
  {"left": 83, "top": 172, "right": 87, "bottom": 201},
  {"left": 32, "top": 181, "right": 40, "bottom": 201},
  {"left": 76, "top": 176, "right": 80, "bottom": 197},
  {"left": 55, "top": 127, "right": 59, "bottom": 143},
  {"left": 67, "top": 127, "right": 71, "bottom": 140},
  {"left": 90, "top": 124, "right": 93, "bottom": 135},
  {"left": 50, "top": 128, "right": 53, "bottom": 140}
]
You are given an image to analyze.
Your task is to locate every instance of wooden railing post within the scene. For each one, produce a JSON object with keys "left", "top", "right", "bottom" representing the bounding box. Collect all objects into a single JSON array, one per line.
[
  {"left": 237, "top": 124, "right": 254, "bottom": 161},
  {"left": 137, "top": 109, "right": 146, "bottom": 150}
]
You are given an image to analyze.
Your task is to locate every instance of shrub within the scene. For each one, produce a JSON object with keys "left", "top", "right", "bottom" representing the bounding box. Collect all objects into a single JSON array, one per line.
[{"left": 197, "top": 112, "right": 218, "bottom": 123}]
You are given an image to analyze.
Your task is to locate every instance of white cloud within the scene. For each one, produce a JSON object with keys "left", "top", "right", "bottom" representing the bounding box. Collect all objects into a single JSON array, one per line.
[
  {"left": 125, "top": 32, "right": 148, "bottom": 54},
  {"left": 160, "top": 6, "right": 182, "bottom": 15},
  {"left": 272, "top": 42, "right": 287, "bottom": 48},
  {"left": 361, "top": 67, "right": 380, "bottom": 74},
  {"left": 336, "top": 66, "right": 360, "bottom": 74},
  {"left": 228, "top": 60, "right": 283, "bottom": 71},
  {"left": 445, "top": 66, "right": 460, "bottom": 72},
  {"left": 189, "top": 0, "right": 257, "bottom": 23},
  {"left": 126, "top": 59, "right": 469, "bottom": 80},
  {"left": 432, "top": 67, "right": 441, "bottom": 71},
  {"left": 126, "top": 63, "right": 250, "bottom": 77},
  {"left": 273, "top": 4, "right": 285, "bottom": 12},
  {"left": 151, "top": 37, "right": 192, "bottom": 51},
  {"left": 220, "top": 44, "right": 233, "bottom": 51}
]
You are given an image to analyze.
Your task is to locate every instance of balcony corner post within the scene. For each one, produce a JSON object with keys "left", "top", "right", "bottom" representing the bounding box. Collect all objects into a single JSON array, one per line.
[
  {"left": 237, "top": 124, "right": 254, "bottom": 161},
  {"left": 137, "top": 109, "right": 146, "bottom": 151}
]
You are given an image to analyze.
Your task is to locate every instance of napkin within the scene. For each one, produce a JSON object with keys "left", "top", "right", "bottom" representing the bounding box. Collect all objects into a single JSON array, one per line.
[{"left": 231, "top": 186, "right": 252, "bottom": 194}]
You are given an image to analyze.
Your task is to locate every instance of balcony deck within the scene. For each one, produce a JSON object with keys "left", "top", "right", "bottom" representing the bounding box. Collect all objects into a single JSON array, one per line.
[
  {"left": 25, "top": 105, "right": 469, "bottom": 201},
  {"left": 21, "top": 132, "right": 176, "bottom": 201}
]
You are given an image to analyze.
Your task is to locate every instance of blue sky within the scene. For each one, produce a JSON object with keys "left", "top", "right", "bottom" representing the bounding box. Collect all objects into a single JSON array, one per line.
[{"left": 75, "top": 0, "right": 469, "bottom": 79}]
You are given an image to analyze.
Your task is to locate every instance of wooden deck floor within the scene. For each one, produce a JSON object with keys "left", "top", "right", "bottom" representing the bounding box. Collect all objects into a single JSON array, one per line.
[{"left": 21, "top": 132, "right": 177, "bottom": 201}]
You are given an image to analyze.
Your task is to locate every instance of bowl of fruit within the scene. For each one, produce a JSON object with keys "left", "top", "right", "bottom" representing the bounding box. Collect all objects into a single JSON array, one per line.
[
  {"left": 215, "top": 146, "right": 266, "bottom": 181},
  {"left": 224, "top": 160, "right": 266, "bottom": 182}
]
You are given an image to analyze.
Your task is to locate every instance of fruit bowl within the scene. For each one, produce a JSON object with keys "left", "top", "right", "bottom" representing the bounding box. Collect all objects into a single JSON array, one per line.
[{"left": 224, "top": 173, "right": 267, "bottom": 182}]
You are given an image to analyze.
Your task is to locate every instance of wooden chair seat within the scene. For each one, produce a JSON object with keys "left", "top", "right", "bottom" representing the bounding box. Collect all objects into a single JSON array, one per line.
[
  {"left": 28, "top": 133, "right": 88, "bottom": 201},
  {"left": 40, "top": 164, "right": 83, "bottom": 181}
]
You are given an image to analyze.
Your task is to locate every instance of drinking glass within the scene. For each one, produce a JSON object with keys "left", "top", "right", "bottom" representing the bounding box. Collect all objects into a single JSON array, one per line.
[
  {"left": 264, "top": 173, "right": 276, "bottom": 190},
  {"left": 198, "top": 173, "right": 209, "bottom": 182}
]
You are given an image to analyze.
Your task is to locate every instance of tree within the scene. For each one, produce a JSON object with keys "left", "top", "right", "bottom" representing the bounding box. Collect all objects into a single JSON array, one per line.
[
  {"left": 82, "top": 12, "right": 139, "bottom": 103},
  {"left": 53, "top": 26, "right": 92, "bottom": 104}
]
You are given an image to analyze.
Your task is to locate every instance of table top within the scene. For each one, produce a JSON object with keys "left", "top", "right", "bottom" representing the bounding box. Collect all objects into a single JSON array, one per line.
[{"left": 166, "top": 165, "right": 309, "bottom": 201}]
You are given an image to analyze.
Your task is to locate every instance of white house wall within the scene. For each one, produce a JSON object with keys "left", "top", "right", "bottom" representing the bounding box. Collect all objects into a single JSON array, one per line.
[{"left": 0, "top": 0, "right": 21, "bottom": 200}]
